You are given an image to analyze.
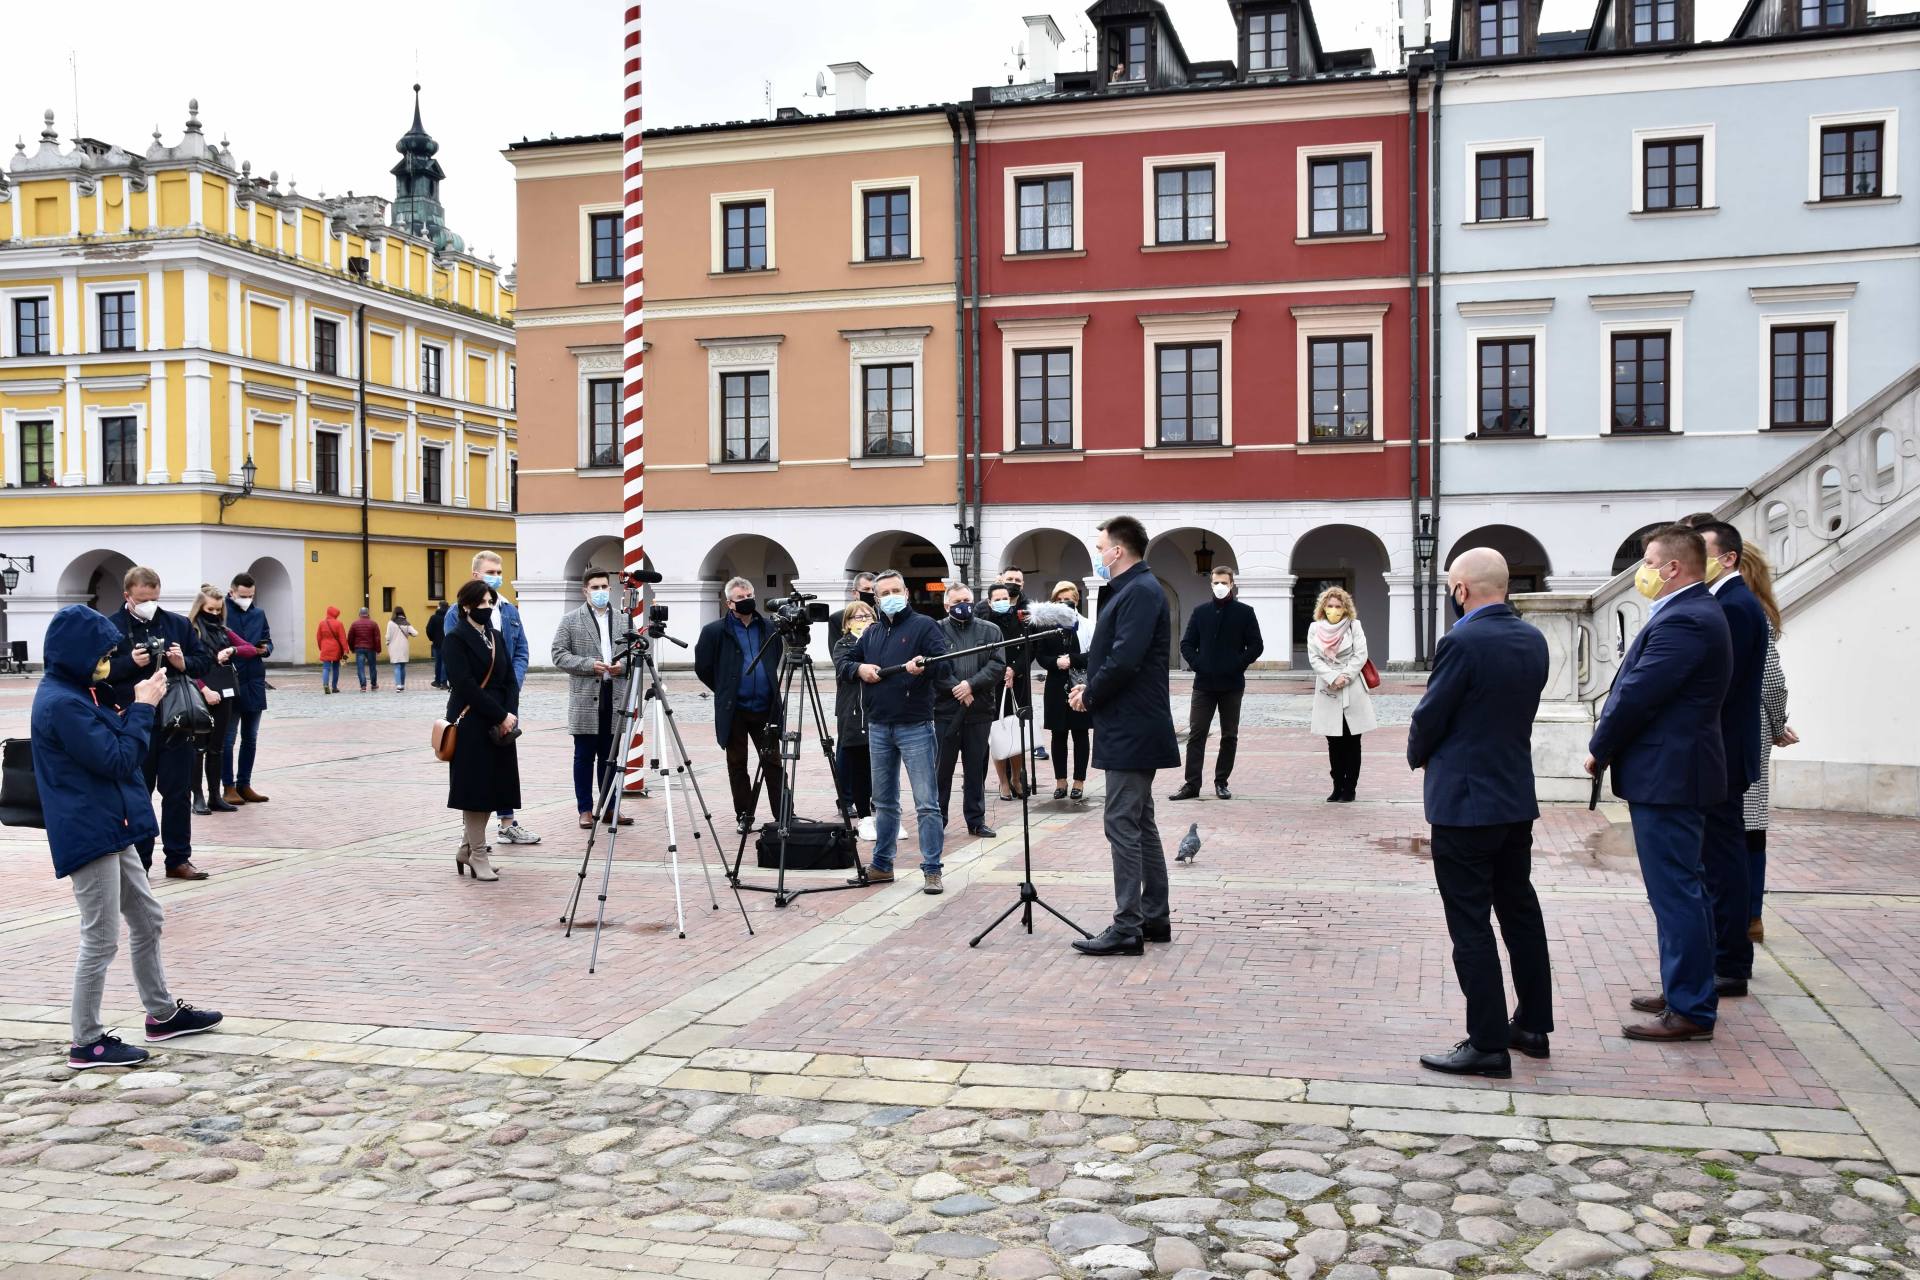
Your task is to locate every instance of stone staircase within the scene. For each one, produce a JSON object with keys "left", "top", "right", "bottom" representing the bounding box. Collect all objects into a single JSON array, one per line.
[{"left": 1518, "top": 362, "right": 1920, "bottom": 808}]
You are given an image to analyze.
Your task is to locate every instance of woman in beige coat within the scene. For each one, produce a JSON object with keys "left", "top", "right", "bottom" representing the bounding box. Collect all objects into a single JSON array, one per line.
[
  {"left": 386, "top": 608, "right": 419, "bottom": 692},
  {"left": 1307, "top": 586, "right": 1376, "bottom": 802}
]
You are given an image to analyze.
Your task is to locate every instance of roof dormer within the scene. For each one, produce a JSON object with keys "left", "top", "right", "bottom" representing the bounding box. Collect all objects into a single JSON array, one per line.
[
  {"left": 1453, "top": 0, "right": 1545, "bottom": 59},
  {"left": 1229, "top": 0, "right": 1327, "bottom": 78},
  {"left": 1087, "top": 0, "right": 1193, "bottom": 91},
  {"left": 1731, "top": 0, "right": 1868, "bottom": 39},
  {"left": 1587, "top": 0, "right": 1695, "bottom": 50}
]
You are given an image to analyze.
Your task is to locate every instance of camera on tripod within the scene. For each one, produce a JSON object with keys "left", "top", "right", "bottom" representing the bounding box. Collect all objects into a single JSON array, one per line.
[
  {"left": 643, "top": 603, "right": 670, "bottom": 639},
  {"left": 769, "top": 589, "right": 829, "bottom": 642}
]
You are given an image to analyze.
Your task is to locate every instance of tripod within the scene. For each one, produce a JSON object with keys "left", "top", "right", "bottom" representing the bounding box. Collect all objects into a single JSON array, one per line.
[
  {"left": 970, "top": 680, "right": 1091, "bottom": 948},
  {"left": 727, "top": 627, "right": 867, "bottom": 908},
  {"left": 561, "top": 622, "right": 752, "bottom": 972}
]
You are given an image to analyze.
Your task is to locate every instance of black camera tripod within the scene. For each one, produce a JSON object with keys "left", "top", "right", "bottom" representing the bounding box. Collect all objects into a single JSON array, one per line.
[
  {"left": 726, "top": 621, "right": 868, "bottom": 908},
  {"left": 561, "top": 609, "right": 752, "bottom": 972}
]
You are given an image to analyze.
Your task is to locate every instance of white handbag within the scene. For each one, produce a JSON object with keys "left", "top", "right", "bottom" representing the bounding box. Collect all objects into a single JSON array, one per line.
[{"left": 988, "top": 713, "right": 1023, "bottom": 762}]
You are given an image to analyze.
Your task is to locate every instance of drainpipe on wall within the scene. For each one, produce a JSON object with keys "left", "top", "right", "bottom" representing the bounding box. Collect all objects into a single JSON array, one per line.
[
  {"left": 1406, "top": 60, "right": 1426, "bottom": 667},
  {"left": 1425, "top": 55, "right": 1446, "bottom": 665},
  {"left": 965, "top": 106, "right": 984, "bottom": 579},
  {"left": 946, "top": 108, "right": 970, "bottom": 563},
  {"left": 358, "top": 300, "right": 370, "bottom": 609}
]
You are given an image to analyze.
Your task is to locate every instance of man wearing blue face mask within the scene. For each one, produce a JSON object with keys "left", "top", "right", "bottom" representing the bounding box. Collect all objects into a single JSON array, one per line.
[
  {"left": 934, "top": 582, "right": 1006, "bottom": 841},
  {"left": 552, "top": 569, "right": 635, "bottom": 829},
  {"left": 472, "top": 551, "right": 540, "bottom": 846}
]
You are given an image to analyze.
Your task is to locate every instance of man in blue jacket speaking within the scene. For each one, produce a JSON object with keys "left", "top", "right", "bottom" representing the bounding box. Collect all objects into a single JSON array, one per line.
[{"left": 32, "top": 605, "right": 223, "bottom": 1069}]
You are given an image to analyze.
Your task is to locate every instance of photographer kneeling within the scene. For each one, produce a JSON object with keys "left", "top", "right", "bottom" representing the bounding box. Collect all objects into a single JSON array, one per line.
[{"left": 33, "top": 605, "right": 223, "bottom": 1067}]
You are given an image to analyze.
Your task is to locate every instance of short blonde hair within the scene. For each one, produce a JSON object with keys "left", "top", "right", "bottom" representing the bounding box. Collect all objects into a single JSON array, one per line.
[
  {"left": 472, "top": 550, "right": 503, "bottom": 572},
  {"left": 1051, "top": 580, "right": 1080, "bottom": 602},
  {"left": 842, "top": 601, "right": 876, "bottom": 626},
  {"left": 1313, "top": 586, "right": 1357, "bottom": 622},
  {"left": 124, "top": 565, "right": 161, "bottom": 591}
]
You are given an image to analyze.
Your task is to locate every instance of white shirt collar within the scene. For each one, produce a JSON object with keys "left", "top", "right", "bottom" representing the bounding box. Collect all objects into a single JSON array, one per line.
[{"left": 1708, "top": 571, "right": 1742, "bottom": 596}]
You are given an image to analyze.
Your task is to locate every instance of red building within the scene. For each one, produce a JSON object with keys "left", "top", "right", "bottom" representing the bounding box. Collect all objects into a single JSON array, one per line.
[{"left": 963, "top": 0, "right": 1431, "bottom": 665}]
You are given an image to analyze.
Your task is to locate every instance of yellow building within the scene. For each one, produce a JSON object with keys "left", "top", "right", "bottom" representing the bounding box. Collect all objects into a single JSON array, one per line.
[{"left": 0, "top": 94, "right": 516, "bottom": 662}]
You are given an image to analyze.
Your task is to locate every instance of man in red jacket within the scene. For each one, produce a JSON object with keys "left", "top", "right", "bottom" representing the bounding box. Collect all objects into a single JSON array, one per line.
[{"left": 346, "top": 607, "right": 382, "bottom": 692}]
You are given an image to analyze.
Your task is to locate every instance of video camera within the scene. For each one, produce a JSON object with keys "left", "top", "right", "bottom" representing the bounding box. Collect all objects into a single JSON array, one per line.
[{"left": 769, "top": 589, "right": 830, "bottom": 643}]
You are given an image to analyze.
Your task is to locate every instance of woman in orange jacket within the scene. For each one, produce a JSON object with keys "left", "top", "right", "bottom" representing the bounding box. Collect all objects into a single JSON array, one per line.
[{"left": 314, "top": 606, "right": 350, "bottom": 694}]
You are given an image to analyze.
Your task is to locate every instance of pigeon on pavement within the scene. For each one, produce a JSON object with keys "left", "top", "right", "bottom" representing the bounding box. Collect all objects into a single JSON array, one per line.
[{"left": 1175, "top": 822, "right": 1201, "bottom": 863}]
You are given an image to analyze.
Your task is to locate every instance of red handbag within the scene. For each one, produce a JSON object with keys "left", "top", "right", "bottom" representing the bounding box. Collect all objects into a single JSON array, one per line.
[{"left": 1360, "top": 659, "right": 1381, "bottom": 690}]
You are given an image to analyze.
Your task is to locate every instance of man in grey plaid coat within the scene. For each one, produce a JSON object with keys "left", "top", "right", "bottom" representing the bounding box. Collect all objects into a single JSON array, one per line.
[{"left": 551, "top": 569, "right": 636, "bottom": 828}]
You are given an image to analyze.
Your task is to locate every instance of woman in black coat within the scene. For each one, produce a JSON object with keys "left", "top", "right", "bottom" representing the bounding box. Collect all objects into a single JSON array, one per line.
[
  {"left": 1038, "top": 581, "right": 1092, "bottom": 801},
  {"left": 443, "top": 580, "right": 520, "bottom": 881},
  {"left": 832, "top": 602, "right": 877, "bottom": 840}
]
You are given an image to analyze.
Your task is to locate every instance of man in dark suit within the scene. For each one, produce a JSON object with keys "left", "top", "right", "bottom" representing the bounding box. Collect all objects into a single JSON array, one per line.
[
  {"left": 694, "top": 576, "right": 782, "bottom": 832},
  {"left": 1586, "top": 525, "right": 1733, "bottom": 1042},
  {"left": 1686, "top": 517, "right": 1769, "bottom": 999},
  {"left": 1069, "top": 515, "right": 1180, "bottom": 957},
  {"left": 1172, "top": 566, "right": 1264, "bottom": 802},
  {"left": 1407, "top": 548, "right": 1552, "bottom": 1079}
]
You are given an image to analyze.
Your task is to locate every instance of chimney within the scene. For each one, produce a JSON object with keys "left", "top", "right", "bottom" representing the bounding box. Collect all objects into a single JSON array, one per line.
[
  {"left": 1023, "top": 15, "right": 1064, "bottom": 83},
  {"left": 1399, "top": 0, "right": 1431, "bottom": 55},
  {"left": 828, "top": 61, "right": 871, "bottom": 113}
]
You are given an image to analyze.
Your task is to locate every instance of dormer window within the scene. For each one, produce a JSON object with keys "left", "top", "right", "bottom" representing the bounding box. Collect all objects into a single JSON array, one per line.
[
  {"left": 1628, "top": 0, "right": 1678, "bottom": 43},
  {"left": 1799, "top": 0, "right": 1851, "bottom": 29},
  {"left": 1108, "top": 23, "right": 1148, "bottom": 84},
  {"left": 1245, "top": 6, "right": 1291, "bottom": 75},
  {"left": 1474, "top": 0, "right": 1524, "bottom": 56}
]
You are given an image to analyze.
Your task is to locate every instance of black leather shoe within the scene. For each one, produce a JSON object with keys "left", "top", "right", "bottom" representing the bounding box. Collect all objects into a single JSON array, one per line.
[
  {"left": 1716, "top": 976, "right": 1749, "bottom": 998},
  {"left": 208, "top": 797, "right": 238, "bottom": 813},
  {"left": 1420, "top": 1040, "right": 1512, "bottom": 1079},
  {"left": 968, "top": 826, "right": 997, "bottom": 839},
  {"left": 1072, "top": 927, "right": 1145, "bottom": 957},
  {"left": 1214, "top": 782, "right": 1232, "bottom": 800},
  {"left": 1168, "top": 784, "right": 1200, "bottom": 802},
  {"left": 191, "top": 799, "right": 212, "bottom": 816},
  {"left": 1143, "top": 921, "right": 1172, "bottom": 944},
  {"left": 1508, "top": 1024, "right": 1551, "bottom": 1060}
]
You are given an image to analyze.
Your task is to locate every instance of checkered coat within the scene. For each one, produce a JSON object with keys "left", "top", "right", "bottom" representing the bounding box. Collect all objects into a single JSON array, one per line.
[
  {"left": 551, "top": 604, "right": 634, "bottom": 736},
  {"left": 1745, "top": 628, "right": 1790, "bottom": 832}
]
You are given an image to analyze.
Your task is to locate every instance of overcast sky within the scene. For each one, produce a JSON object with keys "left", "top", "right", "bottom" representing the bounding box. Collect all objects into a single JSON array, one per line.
[{"left": 4, "top": 0, "right": 1911, "bottom": 273}]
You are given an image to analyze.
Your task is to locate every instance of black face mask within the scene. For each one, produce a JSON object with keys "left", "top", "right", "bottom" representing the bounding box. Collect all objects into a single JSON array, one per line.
[
  {"left": 1448, "top": 589, "right": 1467, "bottom": 621},
  {"left": 857, "top": 590, "right": 877, "bottom": 609},
  {"left": 733, "top": 598, "right": 757, "bottom": 616},
  {"left": 471, "top": 607, "right": 494, "bottom": 628}
]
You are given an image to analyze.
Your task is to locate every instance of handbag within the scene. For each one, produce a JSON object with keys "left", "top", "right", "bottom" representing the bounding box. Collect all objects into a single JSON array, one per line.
[
  {"left": 432, "top": 636, "right": 496, "bottom": 762},
  {"left": 988, "top": 688, "right": 1023, "bottom": 762},
  {"left": 158, "top": 672, "right": 214, "bottom": 740},
  {"left": 1361, "top": 659, "right": 1381, "bottom": 690}
]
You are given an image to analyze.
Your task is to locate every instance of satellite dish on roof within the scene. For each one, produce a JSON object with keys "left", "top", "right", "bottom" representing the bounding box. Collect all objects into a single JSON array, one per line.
[{"left": 814, "top": 71, "right": 828, "bottom": 97}]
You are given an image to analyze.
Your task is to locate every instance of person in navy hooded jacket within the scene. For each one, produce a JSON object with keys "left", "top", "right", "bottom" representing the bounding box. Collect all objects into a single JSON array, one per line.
[{"left": 31, "top": 604, "right": 223, "bottom": 1068}]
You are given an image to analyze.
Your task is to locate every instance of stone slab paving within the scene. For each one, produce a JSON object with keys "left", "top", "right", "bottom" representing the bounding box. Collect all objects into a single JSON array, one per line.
[{"left": 2, "top": 673, "right": 1920, "bottom": 1274}]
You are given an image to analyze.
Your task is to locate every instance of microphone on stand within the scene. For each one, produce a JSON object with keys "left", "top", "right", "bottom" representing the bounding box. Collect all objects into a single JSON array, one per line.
[{"left": 1023, "top": 601, "right": 1084, "bottom": 632}]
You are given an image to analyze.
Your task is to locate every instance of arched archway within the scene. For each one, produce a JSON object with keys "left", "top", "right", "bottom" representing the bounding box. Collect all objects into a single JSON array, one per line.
[
  {"left": 1146, "top": 527, "right": 1239, "bottom": 670},
  {"left": 1290, "top": 525, "right": 1391, "bottom": 661},
  {"left": 241, "top": 556, "right": 297, "bottom": 663},
  {"left": 58, "top": 549, "right": 137, "bottom": 615},
  {"left": 564, "top": 536, "right": 624, "bottom": 586},
  {"left": 1000, "top": 528, "right": 1093, "bottom": 600},
  {"left": 1611, "top": 522, "right": 1668, "bottom": 575},
  {"left": 700, "top": 535, "right": 799, "bottom": 600},
  {"left": 1445, "top": 525, "right": 1553, "bottom": 594},
  {"left": 846, "top": 530, "right": 949, "bottom": 618}
]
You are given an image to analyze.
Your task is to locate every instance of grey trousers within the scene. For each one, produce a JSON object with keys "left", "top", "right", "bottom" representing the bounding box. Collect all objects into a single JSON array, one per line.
[
  {"left": 70, "top": 847, "right": 175, "bottom": 1045},
  {"left": 1102, "top": 769, "right": 1169, "bottom": 936}
]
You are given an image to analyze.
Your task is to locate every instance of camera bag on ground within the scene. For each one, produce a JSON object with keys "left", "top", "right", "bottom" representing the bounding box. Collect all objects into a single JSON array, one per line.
[
  {"left": 158, "top": 671, "right": 214, "bottom": 740},
  {"left": 0, "top": 739, "right": 44, "bottom": 829},
  {"left": 755, "top": 818, "right": 856, "bottom": 871}
]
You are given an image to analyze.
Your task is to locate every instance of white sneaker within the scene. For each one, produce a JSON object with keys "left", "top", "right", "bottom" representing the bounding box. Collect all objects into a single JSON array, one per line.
[
  {"left": 496, "top": 822, "right": 542, "bottom": 845},
  {"left": 857, "top": 816, "right": 877, "bottom": 843}
]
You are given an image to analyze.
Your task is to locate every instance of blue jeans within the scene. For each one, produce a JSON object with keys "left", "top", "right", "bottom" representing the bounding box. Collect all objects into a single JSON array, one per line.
[
  {"left": 433, "top": 648, "right": 446, "bottom": 685},
  {"left": 354, "top": 650, "right": 378, "bottom": 688},
  {"left": 393, "top": 662, "right": 407, "bottom": 689},
  {"left": 221, "top": 703, "right": 263, "bottom": 789},
  {"left": 1629, "top": 801, "right": 1717, "bottom": 1028},
  {"left": 868, "top": 720, "right": 943, "bottom": 874},
  {"left": 321, "top": 660, "right": 340, "bottom": 691}
]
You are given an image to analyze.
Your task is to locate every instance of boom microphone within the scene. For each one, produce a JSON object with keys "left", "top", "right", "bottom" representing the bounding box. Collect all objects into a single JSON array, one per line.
[
  {"left": 623, "top": 568, "right": 665, "bottom": 585},
  {"left": 1025, "top": 601, "right": 1084, "bottom": 632}
]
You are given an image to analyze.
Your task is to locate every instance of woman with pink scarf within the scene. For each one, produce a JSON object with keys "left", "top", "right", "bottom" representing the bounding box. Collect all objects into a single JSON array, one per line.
[{"left": 1307, "top": 586, "right": 1376, "bottom": 802}]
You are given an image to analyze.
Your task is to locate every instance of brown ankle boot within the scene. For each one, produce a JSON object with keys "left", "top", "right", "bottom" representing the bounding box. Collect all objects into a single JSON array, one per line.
[{"left": 237, "top": 787, "right": 269, "bottom": 803}]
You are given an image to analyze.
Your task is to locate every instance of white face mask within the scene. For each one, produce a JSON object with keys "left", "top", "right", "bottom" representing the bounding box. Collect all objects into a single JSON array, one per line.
[
  {"left": 230, "top": 596, "right": 252, "bottom": 611},
  {"left": 1212, "top": 583, "right": 1232, "bottom": 600},
  {"left": 130, "top": 600, "right": 158, "bottom": 622}
]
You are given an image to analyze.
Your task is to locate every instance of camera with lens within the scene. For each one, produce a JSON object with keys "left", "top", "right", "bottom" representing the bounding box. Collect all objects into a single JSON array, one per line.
[
  {"left": 643, "top": 603, "right": 670, "bottom": 640},
  {"left": 770, "top": 589, "right": 830, "bottom": 642},
  {"left": 138, "top": 636, "right": 170, "bottom": 668}
]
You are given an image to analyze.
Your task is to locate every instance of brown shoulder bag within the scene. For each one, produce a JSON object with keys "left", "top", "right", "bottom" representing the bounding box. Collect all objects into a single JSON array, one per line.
[{"left": 431, "top": 637, "right": 496, "bottom": 761}]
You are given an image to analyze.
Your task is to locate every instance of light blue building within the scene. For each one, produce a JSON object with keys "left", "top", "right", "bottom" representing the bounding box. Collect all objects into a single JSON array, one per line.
[{"left": 1429, "top": 0, "right": 1919, "bottom": 605}]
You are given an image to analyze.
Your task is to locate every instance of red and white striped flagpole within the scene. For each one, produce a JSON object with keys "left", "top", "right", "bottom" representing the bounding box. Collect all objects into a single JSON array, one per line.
[{"left": 620, "top": 3, "right": 648, "bottom": 795}]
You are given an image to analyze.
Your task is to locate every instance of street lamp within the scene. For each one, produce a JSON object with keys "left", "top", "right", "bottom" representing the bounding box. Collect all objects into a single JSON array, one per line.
[
  {"left": 1414, "top": 513, "right": 1437, "bottom": 570},
  {"left": 219, "top": 455, "right": 257, "bottom": 514},
  {"left": 949, "top": 525, "right": 977, "bottom": 584},
  {"left": 1194, "top": 533, "right": 1215, "bottom": 576},
  {"left": 0, "top": 554, "right": 33, "bottom": 594}
]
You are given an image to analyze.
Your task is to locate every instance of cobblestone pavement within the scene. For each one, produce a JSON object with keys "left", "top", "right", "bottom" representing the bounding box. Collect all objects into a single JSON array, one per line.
[{"left": 1, "top": 672, "right": 1919, "bottom": 1276}]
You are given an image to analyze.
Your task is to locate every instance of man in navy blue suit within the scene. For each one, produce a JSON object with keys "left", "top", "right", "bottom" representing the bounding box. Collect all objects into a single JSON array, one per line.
[
  {"left": 1586, "top": 525, "right": 1732, "bottom": 1042},
  {"left": 1407, "top": 548, "right": 1552, "bottom": 1079},
  {"left": 1686, "top": 516, "right": 1769, "bottom": 996}
]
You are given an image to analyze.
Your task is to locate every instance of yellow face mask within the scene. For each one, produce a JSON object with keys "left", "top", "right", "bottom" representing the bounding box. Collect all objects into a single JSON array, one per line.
[
  {"left": 1704, "top": 555, "right": 1726, "bottom": 584},
  {"left": 847, "top": 619, "right": 871, "bottom": 638},
  {"left": 1634, "top": 562, "right": 1668, "bottom": 600},
  {"left": 93, "top": 656, "right": 112, "bottom": 682},
  {"left": 1324, "top": 607, "right": 1346, "bottom": 623}
]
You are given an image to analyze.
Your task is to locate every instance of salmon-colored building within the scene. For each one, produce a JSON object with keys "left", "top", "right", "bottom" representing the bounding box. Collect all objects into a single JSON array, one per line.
[{"left": 505, "top": 71, "right": 963, "bottom": 659}]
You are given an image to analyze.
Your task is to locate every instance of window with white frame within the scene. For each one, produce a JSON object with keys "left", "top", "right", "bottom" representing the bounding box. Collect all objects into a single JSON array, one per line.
[
  {"left": 1608, "top": 331, "right": 1673, "bottom": 433},
  {"left": 313, "top": 317, "right": 341, "bottom": 375},
  {"left": 578, "top": 203, "right": 623, "bottom": 282},
  {"left": 17, "top": 420, "right": 55, "bottom": 487},
  {"left": 102, "top": 415, "right": 139, "bottom": 484},
  {"left": 420, "top": 342, "right": 445, "bottom": 397},
  {"left": 1292, "top": 303, "right": 1386, "bottom": 445},
  {"left": 84, "top": 282, "right": 143, "bottom": 354},
  {"left": 1807, "top": 110, "right": 1899, "bottom": 204},
  {"left": 1464, "top": 139, "right": 1546, "bottom": 223},
  {"left": 9, "top": 295, "right": 52, "bottom": 357},
  {"left": 1632, "top": 125, "right": 1716, "bottom": 213},
  {"left": 843, "top": 327, "right": 929, "bottom": 462},
  {"left": 587, "top": 377, "right": 620, "bottom": 468},
  {"left": 1296, "top": 142, "right": 1383, "bottom": 240},
  {"left": 1141, "top": 153, "right": 1227, "bottom": 248},
  {"left": 708, "top": 189, "right": 777, "bottom": 274},
  {"left": 1005, "top": 165, "right": 1082, "bottom": 255},
  {"left": 997, "top": 316, "right": 1086, "bottom": 455},
  {"left": 702, "top": 335, "right": 781, "bottom": 467},
  {"left": 1140, "top": 311, "right": 1235, "bottom": 449},
  {"left": 315, "top": 429, "right": 343, "bottom": 495},
  {"left": 850, "top": 178, "right": 921, "bottom": 263},
  {"left": 420, "top": 443, "right": 445, "bottom": 504}
]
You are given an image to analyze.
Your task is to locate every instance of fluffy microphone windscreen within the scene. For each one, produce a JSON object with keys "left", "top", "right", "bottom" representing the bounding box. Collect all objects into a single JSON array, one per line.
[{"left": 1025, "top": 601, "right": 1084, "bottom": 630}]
